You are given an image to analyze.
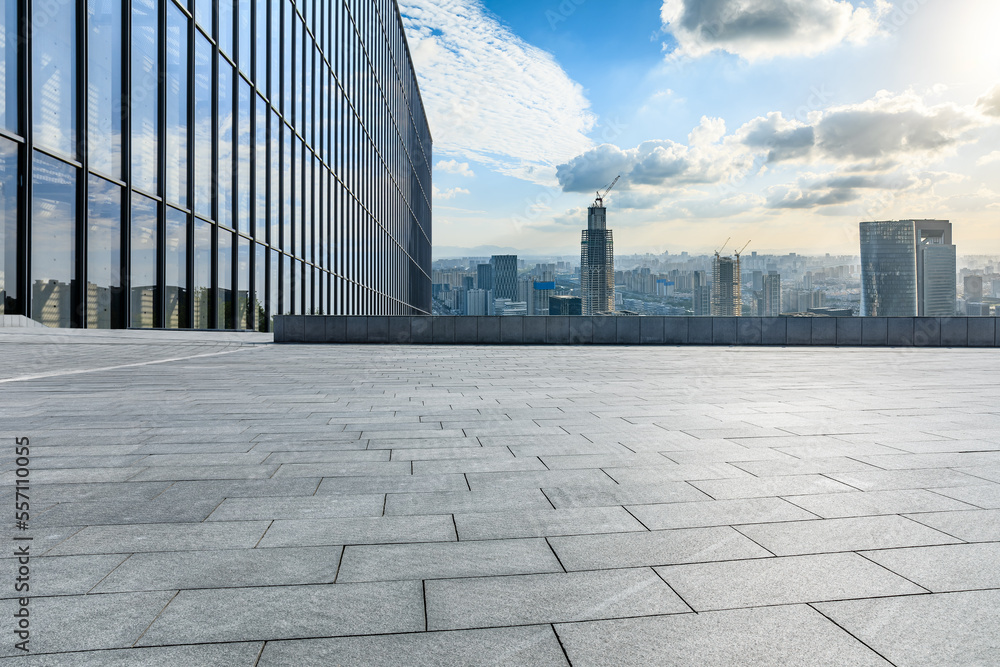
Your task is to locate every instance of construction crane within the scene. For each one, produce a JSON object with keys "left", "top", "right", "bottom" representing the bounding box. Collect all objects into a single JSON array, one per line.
[
  {"left": 714, "top": 237, "right": 731, "bottom": 258},
  {"left": 594, "top": 175, "right": 621, "bottom": 207},
  {"left": 734, "top": 240, "right": 751, "bottom": 258}
]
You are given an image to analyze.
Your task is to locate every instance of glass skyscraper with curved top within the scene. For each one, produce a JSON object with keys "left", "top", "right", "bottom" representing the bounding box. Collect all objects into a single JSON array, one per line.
[{"left": 0, "top": 0, "right": 432, "bottom": 330}]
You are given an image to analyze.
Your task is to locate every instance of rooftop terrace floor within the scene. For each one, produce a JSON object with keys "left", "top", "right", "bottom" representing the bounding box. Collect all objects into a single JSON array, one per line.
[{"left": 1, "top": 330, "right": 999, "bottom": 665}]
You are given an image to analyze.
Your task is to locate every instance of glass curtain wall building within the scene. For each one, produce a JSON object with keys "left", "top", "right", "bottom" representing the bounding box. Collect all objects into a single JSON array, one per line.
[{"left": 0, "top": 0, "right": 432, "bottom": 330}]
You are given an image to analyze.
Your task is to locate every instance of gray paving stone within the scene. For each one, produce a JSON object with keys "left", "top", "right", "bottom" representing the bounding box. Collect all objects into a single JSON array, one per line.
[
  {"left": 138, "top": 582, "right": 424, "bottom": 645},
  {"left": 656, "top": 552, "right": 924, "bottom": 611},
  {"left": 427, "top": 568, "right": 688, "bottom": 630},
  {"left": 336, "top": 538, "right": 563, "bottom": 582},
  {"left": 540, "top": 453, "right": 674, "bottom": 469},
  {"left": 206, "top": 495, "right": 384, "bottom": 521},
  {"left": 258, "top": 626, "right": 569, "bottom": 667},
  {"left": 825, "top": 468, "right": 988, "bottom": 491},
  {"left": 466, "top": 469, "right": 620, "bottom": 490},
  {"left": 628, "top": 497, "right": 817, "bottom": 530},
  {"left": 127, "top": 465, "right": 279, "bottom": 481},
  {"left": 412, "top": 458, "right": 547, "bottom": 475},
  {"left": 0, "top": 554, "right": 127, "bottom": 598},
  {"left": 0, "top": 591, "right": 175, "bottom": 657},
  {"left": 93, "top": 546, "right": 343, "bottom": 592},
  {"left": 905, "top": 509, "right": 1000, "bottom": 541},
  {"left": 815, "top": 590, "right": 1000, "bottom": 667},
  {"left": 390, "top": 447, "right": 514, "bottom": 461},
  {"left": 689, "top": 475, "right": 855, "bottom": 499},
  {"left": 931, "top": 484, "right": 1000, "bottom": 509},
  {"left": 384, "top": 489, "right": 551, "bottom": 515},
  {"left": 548, "top": 526, "right": 772, "bottom": 570},
  {"left": 556, "top": 605, "right": 891, "bottom": 666},
  {"left": 543, "top": 481, "right": 711, "bottom": 508},
  {"left": 316, "top": 474, "right": 470, "bottom": 495},
  {"left": 729, "top": 457, "right": 878, "bottom": 477},
  {"left": 0, "top": 642, "right": 264, "bottom": 666},
  {"left": 736, "top": 515, "right": 961, "bottom": 555},
  {"left": 46, "top": 521, "right": 271, "bottom": 556},
  {"left": 783, "top": 489, "right": 978, "bottom": 518},
  {"left": 605, "top": 463, "right": 751, "bottom": 486},
  {"left": 861, "top": 542, "right": 1000, "bottom": 592},
  {"left": 35, "top": 496, "right": 222, "bottom": 527},
  {"left": 454, "top": 506, "right": 645, "bottom": 540},
  {"left": 259, "top": 515, "right": 456, "bottom": 547}
]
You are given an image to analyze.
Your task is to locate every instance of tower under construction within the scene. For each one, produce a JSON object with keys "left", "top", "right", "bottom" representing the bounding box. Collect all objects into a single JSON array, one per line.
[
  {"left": 711, "top": 240, "right": 749, "bottom": 316},
  {"left": 581, "top": 178, "right": 619, "bottom": 315}
]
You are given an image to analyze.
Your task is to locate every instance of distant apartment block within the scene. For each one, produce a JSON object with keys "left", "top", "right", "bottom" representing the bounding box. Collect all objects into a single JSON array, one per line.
[
  {"left": 712, "top": 255, "right": 741, "bottom": 316},
  {"left": 489, "top": 256, "right": 518, "bottom": 301}
]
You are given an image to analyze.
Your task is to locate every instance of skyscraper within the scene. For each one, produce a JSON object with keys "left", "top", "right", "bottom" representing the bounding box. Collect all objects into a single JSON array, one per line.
[
  {"left": 581, "top": 200, "right": 614, "bottom": 315},
  {"left": 477, "top": 264, "right": 494, "bottom": 292},
  {"left": 712, "top": 255, "right": 741, "bottom": 316},
  {"left": 489, "top": 256, "right": 518, "bottom": 301},
  {"left": 0, "top": 0, "right": 432, "bottom": 330},
  {"left": 860, "top": 220, "right": 956, "bottom": 317},
  {"left": 762, "top": 271, "right": 781, "bottom": 317},
  {"left": 693, "top": 270, "right": 711, "bottom": 316}
]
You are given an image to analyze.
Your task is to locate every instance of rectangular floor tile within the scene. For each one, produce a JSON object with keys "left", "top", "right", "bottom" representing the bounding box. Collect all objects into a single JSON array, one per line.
[
  {"left": 655, "top": 552, "right": 924, "bottom": 610},
  {"left": 206, "top": 495, "right": 385, "bottom": 521},
  {"left": 825, "top": 469, "right": 987, "bottom": 491},
  {"left": 138, "top": 582, "right": 424, "bottom": 645},
  {"left": 736, "top": 515, "right": 961, "bottom": 556},
  {"left": 548, "top": 526, "right": 772, "bottom": 571},
  {"left": 542, "top": 482, "right": 711, "bottom": 509},
  {"left": 555, "top": 605, "right": 891, "bottom": 666},
  {"left": 259, "top": 515, "right": 456, "bottom": 547},
  {"left": 336, "top": 539, "right": 563, "bottom": 582},
  {"left": 905, "top": 509, "right": 1000, "bottom": 541},
  {"left": 861, "top": 542, "right": 1000, "bottom": 592},
  {"left": 783, "top": 489, "right": 978, "bottom": 519},
  {"left": 427, "top": 568, "right": 688, "bottom": 630},
  {"left": 689, "top": 475, "right": 856, "bottom": 500},
  {"left": 45, "top": 521, "right": 271, "bottom": 556},
  {"left": 384, "top": 489, "right": 552, "bottom": 516},
  {"left": 454, "top": 507, "right": 645, "bottom": 540},
  {"left": 628, "top": 497, "right": 817, "bottom": 530},
  {"left": 259, "top": 626, "right": 569, "bottom": 667}
]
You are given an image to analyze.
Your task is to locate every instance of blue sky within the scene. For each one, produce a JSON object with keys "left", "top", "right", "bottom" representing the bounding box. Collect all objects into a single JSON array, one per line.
[{"left": 400, "top": 0, "right": 1000, "bottom": 257}]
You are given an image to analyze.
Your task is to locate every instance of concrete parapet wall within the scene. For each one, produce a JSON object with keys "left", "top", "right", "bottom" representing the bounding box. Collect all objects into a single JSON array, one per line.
[{"left": 274, "top": 316, "right": 1000, "bottom": 347}]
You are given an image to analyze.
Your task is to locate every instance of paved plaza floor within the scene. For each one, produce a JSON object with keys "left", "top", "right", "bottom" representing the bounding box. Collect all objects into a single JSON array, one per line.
[{"left": 1, "top": 329, "right": 999, "bottom": 665}]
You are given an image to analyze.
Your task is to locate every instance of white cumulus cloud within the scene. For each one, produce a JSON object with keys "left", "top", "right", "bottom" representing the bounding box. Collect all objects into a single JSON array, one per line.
[
  {"left": 661, "top": 0, "right": 890, "bottom": 61},
  {"left": 400, "top": 0, "right": 596, "bottom": 183},
  {"left": 435, "top": 160, "right": 476, "bottom": 178}
]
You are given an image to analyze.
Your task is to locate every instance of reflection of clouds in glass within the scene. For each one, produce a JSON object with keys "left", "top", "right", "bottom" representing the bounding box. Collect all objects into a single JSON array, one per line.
[
  {"left": 166, "top": 3, "right": 188, "bottom": 206},
  {"left": 31, "top": 154, "right": 76, "bottom": 293},
  {"left": 0, "top": 139, "right": 15, "bottom": 305},
  {"left": 219, "top": 62, "right": 234, "bottom": 227},
  {"left": 238, "top": 81, "right": 251, "bottom": 235},
  {"left": 88, "top": 0, "right": 122, "bottom": 177},
  {"left": 194, "top": 36, "right": 213, "bottom": 217},
  {"left": 132, "top": 0, "right": 159, "bottom": 193},
  {"left": 86, "top": 175, "right": 120, "bottom": 284},
  {"left": 33, "top": 0, "right": 77, "bottom": 157}
]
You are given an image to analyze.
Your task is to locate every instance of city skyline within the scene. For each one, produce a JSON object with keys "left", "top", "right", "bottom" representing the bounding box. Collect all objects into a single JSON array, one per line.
[{"left": 402, "top": 0, "right": 1000, "bottom": 257}]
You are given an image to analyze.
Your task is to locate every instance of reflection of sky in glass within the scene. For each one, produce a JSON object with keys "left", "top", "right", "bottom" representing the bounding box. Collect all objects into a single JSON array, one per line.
[
  {"left": 31, "top": 153, "right": 76, "bottom": 284},
  {"left": 0, "top": 139, "right": 15, "bottom": 309},
  {"left": 218, "top": 229, "right": 233, "bottom": 328},
  {"left": 255, "top": 96, "right": 267, "bottom": 242},
  {"left": 88, "top": 0, "right": 121, "bottom": 177},
  {"left": 1, "top": 0, "right": 17, "bottom": 131},
  {"left": 87, "top": 175, "right": 121, "bottom": 328},
  {"left": 219, "top": 0, "right": 234, "bottom": 58},
  {"left": 238, "top": 0, "right": 251, "bottom": 75},
  {"left": 219, "top": 61, "right": 234, "bottom": 228},
  {"left": 271, "top": 112, "right": 280, "bottom": 245},
  {"left": 194, "top": 35, "right": 212, "bottom": 218},
  {"left": 256, "top": 0, "right": 269, "bottom": 97},
  {"left": 165, "top": 207, "right": 187, "bottom": 328},
  {"left": 32, "top": 0, "right": 77, "bottom": 157},
  {"left": 238, "top": 81, "right": 251, "bottom": 235},
  {"left": 166, "top": 2, "right": 188, "bottom": 207},
  {"left": 193, "top": 219, "right": 211, "bottom": 328},
  {"left": 132, "top": 0, "right": 158, "bottom": 193},
  {"left": 282, "top": 0, "right": 292, "bottom": 120},
  {"left": 131, "top": 193, "right": 156, "bottom": 327}
]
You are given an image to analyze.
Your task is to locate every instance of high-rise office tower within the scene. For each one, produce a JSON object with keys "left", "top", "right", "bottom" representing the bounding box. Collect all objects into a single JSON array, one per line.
[
  {"left": 477, "top": 264, "right": 494, "bottom": 292},
  {"left": 693, "top": 270, "right": 711, "bottom": 316},
  {"left": 860, "top": 221, "right": 956, "bottom": 317},
  {"left": 712, "top": 255, "right": 741, "bottom": 316},
  {"left": 762, "top": 271, "right": 781, "bottom": 317},
  {"left": 0, "top": 0, "right": 432, "bottom": 330},
  {"left": 581, "top": 200, "right": 614, "bottom": 315},
  {"left": 489, "top": 256, "right": 518, "bottom": 301}
]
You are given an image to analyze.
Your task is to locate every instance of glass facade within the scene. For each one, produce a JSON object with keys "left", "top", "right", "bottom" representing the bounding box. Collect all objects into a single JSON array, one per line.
[
  {"left": 860, "top": 221, "right": 918, "bottom": 317},
  {"left": 2, "top": 0, "right": 432, "bottom": 329}
]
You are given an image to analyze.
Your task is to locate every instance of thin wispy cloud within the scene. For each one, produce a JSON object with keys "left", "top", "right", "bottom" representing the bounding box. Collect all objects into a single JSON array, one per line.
[
  {"left": 399, "top": 0, "right": 596, "bottom": 184},
  {"left": 661, "top": 0, "right": 890, "bottom": 61}
]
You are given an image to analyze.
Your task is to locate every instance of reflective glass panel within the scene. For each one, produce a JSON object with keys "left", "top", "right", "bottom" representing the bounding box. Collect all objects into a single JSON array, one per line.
[
  {"left": 0, "top": 0, "right": 16, "bottom": 131},
  {"left": 130, "top": 193, "right": 157, "bottom": 328},
  {"left": 86, "top": 175, "right": 122, "bottom": 329},
  {"left": 193, "top": 35, "right": 212, "bottom": 218},
  {"left": 0, "top": 138, "right": 17, "bottom": 313},
  {"left": 282, "top": 0, "right": 292, "bottom": 120},
  {"left": 165, "top": 207, "right": 188, "bottom": 328},
  {"left": 218, "top": 60, "right": 234, "bottom": 228},
  {"left": 217, "top": 228, "right": 233, "bottom": 328},
  {"left": 88, "top": 0, "right": 121, "bottom": 177},
  {"left": 255, "top": 0, "right": 268, "bottom": 97},
  {"left": 30, "top": 153, "right": 75, "bottom": 327},
  {"left": 219, "top": 0, "right": 234, "bottom": 56},
  {"left": 195, "top": 0, "right": 212, "bottom": 34},
  {"left": 270, "top": 111, "right": 280, "bottom": 245},
  {"left": 166, "top": 3, "right": 188, "bottom": 206},
  {"left": 32, "top": 0, "right": 76, "bottom": 157},
  {"left": 237, "top": 80, "right": 250, "bottom": 235},
  {"left": 281, "top": 253, "right": 291, "bottom": 314},
  {"left": 254, "top": 242, "right": 266, "bottom": 331},
  {"left": 255, "top": 95, "right": 267, "bottom": 242},
  {"left": 282, "top": 125, "right": 291, "bottom": 250},
  {"left": 237, "top": 235, "right": 249, "bottom": 328},
  {"left": 193, "top": 218, "right": 211, "bottom": 328},
  {"left": 131, "top": 0, "right": 159, "bottom": 193},
  {"left": 238, "top": 0, "right": 251, "bottom": 75},
  {"left": 268, "top": 248, "right": 277, "bottom": 324}
]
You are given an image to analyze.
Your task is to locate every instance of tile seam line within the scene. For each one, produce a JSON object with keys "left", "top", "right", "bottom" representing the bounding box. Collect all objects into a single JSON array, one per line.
[
  {"left": 807, "top": 602, "right": 900, "bottom": 667},
  {"left": 0, "top": 348, "right": 256, "bottom": 385}
]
